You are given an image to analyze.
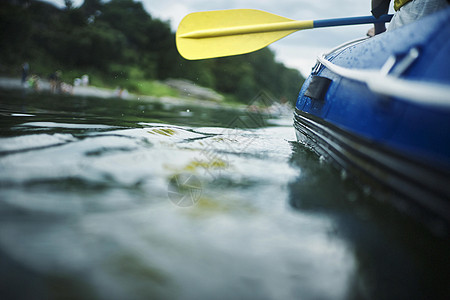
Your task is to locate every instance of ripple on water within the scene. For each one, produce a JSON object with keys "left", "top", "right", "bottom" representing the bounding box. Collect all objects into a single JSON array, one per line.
[{"left": 0, "top": 101, "right": 447, "bottom": 300}]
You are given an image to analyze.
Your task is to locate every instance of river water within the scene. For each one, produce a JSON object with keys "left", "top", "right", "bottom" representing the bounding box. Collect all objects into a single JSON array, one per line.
[{"left": 0, "top": 89, "right": 448, "bottom": 299}]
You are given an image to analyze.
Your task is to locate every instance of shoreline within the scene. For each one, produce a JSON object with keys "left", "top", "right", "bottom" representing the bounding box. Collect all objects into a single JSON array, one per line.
[
  {"left": 0, "top": 77, "right": 294, "bottom": 117},
  {"left": 0, "top": 76, "right": 244, "bottom": 110}
]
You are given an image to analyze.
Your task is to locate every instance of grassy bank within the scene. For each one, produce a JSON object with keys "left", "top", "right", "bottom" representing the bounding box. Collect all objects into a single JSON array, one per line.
[{"left": 45, "top": 66, "right": 180, "bottom": 98}]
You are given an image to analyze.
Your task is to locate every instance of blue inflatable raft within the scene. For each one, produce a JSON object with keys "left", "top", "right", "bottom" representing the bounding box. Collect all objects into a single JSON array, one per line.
[{"left": 294, "top": 7, "right": 450, "bottom": 229}]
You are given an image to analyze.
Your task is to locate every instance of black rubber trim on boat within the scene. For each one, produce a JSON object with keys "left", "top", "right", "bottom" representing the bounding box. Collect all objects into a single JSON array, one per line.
[
  {"left": 304, "top": 76, "right": 332, "bottom": 101},
  {"left": 293, "top": 108, "right": 450, "bottom": 233}
]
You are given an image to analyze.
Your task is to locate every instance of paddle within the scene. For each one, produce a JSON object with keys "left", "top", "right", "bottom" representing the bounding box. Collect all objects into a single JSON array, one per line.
[{"left": 176, "top": 9, "right": 393, "bottom": 60}]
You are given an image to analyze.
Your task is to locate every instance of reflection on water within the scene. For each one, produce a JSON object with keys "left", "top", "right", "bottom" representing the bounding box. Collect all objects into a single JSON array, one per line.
[{"left": 0, "top": 90, "right": 449, "bottom": 299}]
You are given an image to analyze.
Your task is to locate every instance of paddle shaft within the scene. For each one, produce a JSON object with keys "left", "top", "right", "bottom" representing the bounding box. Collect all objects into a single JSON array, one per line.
[{"left": 314, "top": 14, "right": 393, "bottom": 28}]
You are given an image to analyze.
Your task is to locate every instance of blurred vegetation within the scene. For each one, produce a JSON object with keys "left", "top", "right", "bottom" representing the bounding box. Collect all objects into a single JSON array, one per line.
[{"left": 0, "top": 0, "right": 304, "bottom": 103}]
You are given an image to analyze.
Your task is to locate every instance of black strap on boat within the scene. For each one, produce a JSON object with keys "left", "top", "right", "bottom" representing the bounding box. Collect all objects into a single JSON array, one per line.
[{"left": 304, "top": 76, "right": 332, "bottom": 101}]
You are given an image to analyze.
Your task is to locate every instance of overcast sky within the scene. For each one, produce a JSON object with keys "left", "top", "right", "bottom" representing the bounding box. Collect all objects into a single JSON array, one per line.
[{"left": 45, "top": 0, "right": 394, "bottom": 76}]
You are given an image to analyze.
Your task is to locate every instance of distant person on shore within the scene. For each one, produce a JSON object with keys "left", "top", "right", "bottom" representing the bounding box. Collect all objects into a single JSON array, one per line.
[
  {"left": 28, "top": 75, "right": 40, "bottom": 92},
  {"left": 61, "top": 82, "right": 73, "bottom": 94},
  {"left": 49, "top": 72, "right": 56, "bottom": 93},
  {"left": 74, "top": 78, "right": 81, "bottom": 87},
  {"left": 81, "top": 74, "right": 89, "bottom": 86},
  {"left": 21, "top": 62, "right": 29, "bottom": 87},
  {"left": 49, "top": 70, "right": 62, "bottom": 94},
  {"left": 369, "top": 0, "right": 449, "bottom": 36},
  {"left": 114, "top": 86, "right": 125, "bottom": 98},
  {"left": 114, "top": 86, "right": 129, "bottom": 99}
]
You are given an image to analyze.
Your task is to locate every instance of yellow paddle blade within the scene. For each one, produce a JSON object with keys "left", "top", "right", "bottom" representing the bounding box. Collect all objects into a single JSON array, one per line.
[{"left": 176, "top": 9, "right": 313, "bottom": 60}]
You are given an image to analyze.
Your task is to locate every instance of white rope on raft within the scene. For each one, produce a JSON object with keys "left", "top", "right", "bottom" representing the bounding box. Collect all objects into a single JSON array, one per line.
[{"left": 316, "top": 38, "right": 450, "bottom": 108}]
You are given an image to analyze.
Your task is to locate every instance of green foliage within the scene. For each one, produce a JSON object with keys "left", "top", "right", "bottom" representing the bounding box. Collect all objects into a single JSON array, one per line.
[
  {"left": 0, "top": 0, "right": 304, "bottom": 104},
  {"left": 0, "top": 2, "right": 32, "bottom": 66},
  {"left": 133, "top": 80, "right": 179, "bottom": 97}
]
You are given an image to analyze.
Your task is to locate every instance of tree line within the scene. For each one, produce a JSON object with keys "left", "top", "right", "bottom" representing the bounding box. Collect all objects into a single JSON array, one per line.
[{"left": 0, "top": 0, "right": 304, "bottom": 103}]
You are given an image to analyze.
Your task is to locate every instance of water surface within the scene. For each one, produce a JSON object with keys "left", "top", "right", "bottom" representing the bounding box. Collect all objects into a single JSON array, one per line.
[{"left": 0, "top": 90, "right": 449, "bottom": 299}]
